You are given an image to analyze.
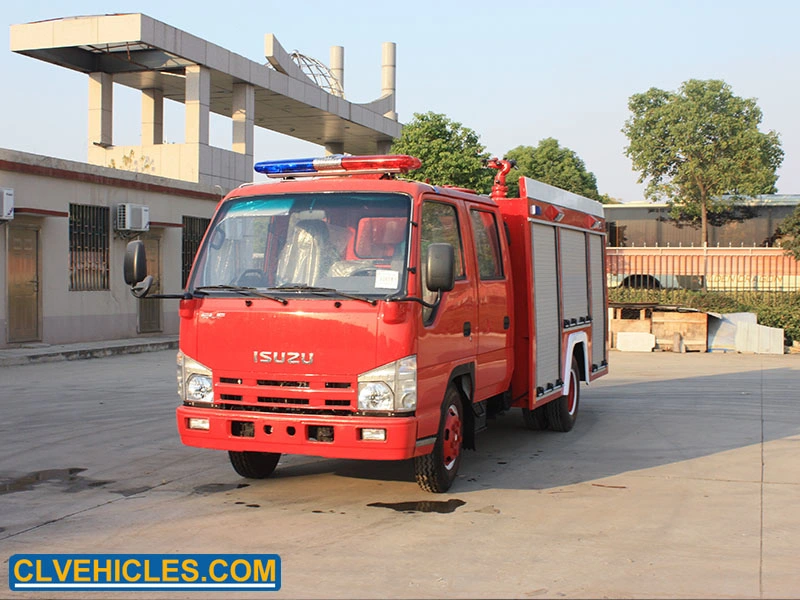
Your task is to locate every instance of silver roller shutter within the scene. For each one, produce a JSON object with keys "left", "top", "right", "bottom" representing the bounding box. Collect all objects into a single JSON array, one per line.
[
  {"left": 531, "top": 223, "right": 560, "bottom": 391},
  {"left": 589, "top": 234, "right": 607, "bottom": 367},
  {"left": 560, "top": 229, "right": 588, "bottom": 322}
]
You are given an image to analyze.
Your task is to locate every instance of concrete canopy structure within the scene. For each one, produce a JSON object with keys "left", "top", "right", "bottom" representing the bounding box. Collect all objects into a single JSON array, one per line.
[{"left": 10, "top": 13, "right": 401, "bottom": 191}]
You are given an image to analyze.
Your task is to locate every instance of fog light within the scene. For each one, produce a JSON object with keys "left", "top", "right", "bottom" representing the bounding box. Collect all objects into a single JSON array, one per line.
[
  {"left": 361, "top": 428, "right": 386, "bottom": 441},
  {"left": 188, "top": 418, "right": 210, "bottom": 430}
]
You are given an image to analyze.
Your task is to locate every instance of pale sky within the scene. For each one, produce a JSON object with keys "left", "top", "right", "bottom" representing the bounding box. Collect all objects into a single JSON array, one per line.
[{"left": 2, "top": 0, "right": 798, "bottom": 202}]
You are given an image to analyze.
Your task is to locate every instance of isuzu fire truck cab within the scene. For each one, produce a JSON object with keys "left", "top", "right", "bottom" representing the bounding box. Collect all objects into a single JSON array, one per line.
[{"left": 124, "top": 154, "right": 608, "bottom": 492}]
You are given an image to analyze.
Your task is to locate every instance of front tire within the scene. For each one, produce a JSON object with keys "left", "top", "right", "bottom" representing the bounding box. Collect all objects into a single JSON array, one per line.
[
  {"left": 545, "top": 356, "right": 581, "bottom": 432},
  {"left": 414, "top": 386, "right": 463, "bottom": 493},
  {"left": 228, "top": 451, "right": 281, "bottom": 479}
]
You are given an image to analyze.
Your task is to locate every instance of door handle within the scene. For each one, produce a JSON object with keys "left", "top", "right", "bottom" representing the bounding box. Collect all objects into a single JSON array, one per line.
[
  {"left": 503, "top": 316, "right": 510, "bottom": 330},
  {"left": 463, "top": 322, "right": 471, "bottom": 337}
]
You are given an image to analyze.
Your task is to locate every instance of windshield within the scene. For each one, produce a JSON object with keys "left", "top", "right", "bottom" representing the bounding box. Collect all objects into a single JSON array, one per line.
[{"left": 189, "top": 192, "right": 411, "bottom": 297}]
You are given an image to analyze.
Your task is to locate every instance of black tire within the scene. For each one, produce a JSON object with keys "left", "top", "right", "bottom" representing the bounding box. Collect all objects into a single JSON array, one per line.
[
  {"left": 414, "top": 385, "right": 463, "bottom": 493},
  {"left": 228, "top": 451, "right": 281, "bottom": 479},
  {"left": 545, "top": 357, "right": 581, "bottom": 432},
  {"left": 522, "top": 404, "right": 549, "bottom": 430}
]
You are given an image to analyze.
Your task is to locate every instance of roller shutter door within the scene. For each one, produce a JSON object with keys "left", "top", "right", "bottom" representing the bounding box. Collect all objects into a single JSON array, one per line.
[
  {"left": 589, "top": 234, "right": 607, "bottom": 367},
  {"left": 560, "top": 229, "right": 588, "bottom": 322},
  {"left": 531, "top": 223, "right": 560, "bottom": 391}
]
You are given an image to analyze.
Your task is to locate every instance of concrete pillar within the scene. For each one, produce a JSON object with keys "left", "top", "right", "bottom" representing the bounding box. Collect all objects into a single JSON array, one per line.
[
  {"left": 381, "top": 42, "right": 397, "bottom": 121},
  {"left": 376, "top": 140, "right": 392, "bottom": 154},
  {"left": 185, "top": 64, "right": 210, "bottom": 145},
  {"left": 88, "top": 72, "right": 113, "bottom": 147},
  {"left": 232, "top": 82, "right": 254, "bottom": 155},
  {"left": 325, "top": 142, "right": 345, "bottom": 155},
  {"left": 142, "top": 88, "right": 164, "bottom": 145},
  {"left": 330, "top": 46, "right": 344, "bottom": 97}
]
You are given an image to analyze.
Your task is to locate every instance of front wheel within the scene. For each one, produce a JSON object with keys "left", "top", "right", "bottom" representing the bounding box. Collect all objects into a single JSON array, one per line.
[
  {"left": 545, "top": 356, "right": 581, "bottom": 432},
  {"left": 414, "top": 386, "right": 463, "bottom": 493},
  {"left": 228, "top": 451, "right": 281, "bottom": 479}
]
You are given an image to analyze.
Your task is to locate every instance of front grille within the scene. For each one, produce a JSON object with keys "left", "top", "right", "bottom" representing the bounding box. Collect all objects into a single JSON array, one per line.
[
  {"left": 213, "top": 372, "right": 356, "bottom": 415},
  {"left": 258, "top": 397, "right": 309, "bottom": 405},
  {"left": 257, "top": 379, "right": 309, "bottom": 388},
  {"left": 220, "top": 403, "right": 352, "bottom": 416}
]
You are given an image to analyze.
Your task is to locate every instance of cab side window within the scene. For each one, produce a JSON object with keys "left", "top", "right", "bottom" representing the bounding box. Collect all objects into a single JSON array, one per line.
[
  {"left": 421, "top": 201, "right": 465, "bottom": 322},
  {"left": 470, "top": 209, "right": 504, "bottom": 280}
]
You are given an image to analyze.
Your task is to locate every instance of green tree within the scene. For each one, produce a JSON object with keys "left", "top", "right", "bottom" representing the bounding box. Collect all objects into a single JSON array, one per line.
[
  {"left": 391, "top": 112, "right": 492, "bottom": 194},
  {"left": 776, "top": 205, "right": 800, "bottom": 261},
  {"left": 504, "top": 138, "right": 605, "bottom": 201},
  {"left": 623, "top": 79, "right": 784, "bottom": 245}
]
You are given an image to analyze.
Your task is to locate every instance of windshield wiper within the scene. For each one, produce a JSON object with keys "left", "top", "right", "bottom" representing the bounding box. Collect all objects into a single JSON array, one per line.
[
  {"left": 192, "top": 285, "right": 288, "bottom": 305},
  {"left": 270, "top": 284, "right": 377, "bottom": 306}
]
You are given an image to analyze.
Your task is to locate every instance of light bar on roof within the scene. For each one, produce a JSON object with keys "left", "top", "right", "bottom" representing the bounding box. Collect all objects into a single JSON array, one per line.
[{"left": 254, "top": 155, "right": 422, "bottom": 178}]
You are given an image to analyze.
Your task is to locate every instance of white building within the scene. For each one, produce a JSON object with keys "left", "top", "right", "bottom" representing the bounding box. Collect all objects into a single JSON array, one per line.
[{"left": 1, "top": 13, "right": 401, "bottom": 347}]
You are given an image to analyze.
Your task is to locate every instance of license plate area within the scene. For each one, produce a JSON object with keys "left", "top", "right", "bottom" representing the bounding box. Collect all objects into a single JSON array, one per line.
[{"left": 308, "top": 425, "right": 334, "bottom": 443}]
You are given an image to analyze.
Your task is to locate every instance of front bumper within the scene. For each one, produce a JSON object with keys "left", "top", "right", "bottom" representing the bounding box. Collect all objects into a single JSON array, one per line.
[{"left": 177, "top": 405, "right": 420, "bottom": 461}]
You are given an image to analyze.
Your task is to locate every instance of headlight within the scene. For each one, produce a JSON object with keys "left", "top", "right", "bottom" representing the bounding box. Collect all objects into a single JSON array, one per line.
[
  {"left": 177, "top": 351, "right": 214, "bottom": 403},
  {"left": 357, "top": 355, "right": 417, "bottom": 413}
]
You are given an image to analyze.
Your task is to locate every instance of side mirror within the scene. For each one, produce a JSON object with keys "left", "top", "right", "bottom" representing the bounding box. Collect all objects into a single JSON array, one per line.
[
  {"left": 124, "top": 241, "right": 153, "bottom": 298},
  {"left": 124, "top": 241, "right": 147, "bottom": 285},
  {"left": 426, "top": 243, "right": 455, "bottom": 293}
]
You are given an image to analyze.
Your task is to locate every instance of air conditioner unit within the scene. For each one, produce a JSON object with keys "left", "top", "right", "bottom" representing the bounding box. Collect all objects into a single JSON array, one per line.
[
  {"left": 116, "top": 203, "right": 150, "bottom": 231},
  {"left": 1, "top": 188, "right": 13, "bottom": 221}
]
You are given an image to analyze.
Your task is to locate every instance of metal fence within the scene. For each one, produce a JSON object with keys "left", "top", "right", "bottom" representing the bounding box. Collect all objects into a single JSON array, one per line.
[{"left": 606, "top": 246, "right": 800, "bottom": 297}]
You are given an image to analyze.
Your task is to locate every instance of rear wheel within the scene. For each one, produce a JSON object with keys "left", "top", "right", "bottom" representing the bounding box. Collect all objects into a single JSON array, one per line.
[
  {"left": 414, "top": 386, "right": 463, "bottom": 493},
  {"left": 545, "top": 356, "right": 581, "bottom": 432},
  {"left": 522, "top": 404, "right": 549, "bottom": 430},
  {"left": 228, "top": 451, "right": 281, "bottom": 479}
]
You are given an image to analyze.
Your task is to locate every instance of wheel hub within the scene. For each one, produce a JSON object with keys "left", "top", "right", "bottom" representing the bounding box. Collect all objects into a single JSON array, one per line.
[{"left": 442, "top": 404, "right": 462, "bottom": 470}]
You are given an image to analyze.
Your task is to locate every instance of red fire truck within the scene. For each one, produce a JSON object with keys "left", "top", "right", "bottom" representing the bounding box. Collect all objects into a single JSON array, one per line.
[{"left": 124, "top": 155, "right": 608, "bottom": 492}]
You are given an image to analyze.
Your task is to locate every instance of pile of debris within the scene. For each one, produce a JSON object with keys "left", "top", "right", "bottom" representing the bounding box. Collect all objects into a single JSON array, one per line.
[{"left": 610, "top": 303, "right": 786, "bottom": 354}]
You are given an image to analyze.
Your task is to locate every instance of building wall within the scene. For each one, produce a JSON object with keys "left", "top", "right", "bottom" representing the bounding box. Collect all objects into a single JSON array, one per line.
[
  {"left": 605, "top": 199, "right": 800, "bottom": 247},
  {"left": 90, "top": 143, "right": 251, "bottom": 193},
  {"left": 0, "top": 148, "right": 221, "bottom": 347}
]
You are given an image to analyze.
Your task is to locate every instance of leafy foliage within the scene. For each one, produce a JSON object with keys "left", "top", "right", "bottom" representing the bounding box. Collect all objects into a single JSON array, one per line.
[
  {"left": 504, "top": 138, "right": 605, "bottom": 201},
  {"left": 623, "top": 79, "right": 784, "bottom": 244},
  {"left": 391, "top": 112, "right": 492, "bottom": 194},
  {"left": 776, "top": 205, "right": 800, "bottom": 260}
]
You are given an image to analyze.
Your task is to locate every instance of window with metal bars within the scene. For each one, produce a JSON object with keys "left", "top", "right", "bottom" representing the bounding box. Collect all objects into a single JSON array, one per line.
[
  {"left": 182, "top": 215, "right": 210, "bottom": 286},
  {"left": 69, "top": 204, "right": 109, "bottom": 291}
]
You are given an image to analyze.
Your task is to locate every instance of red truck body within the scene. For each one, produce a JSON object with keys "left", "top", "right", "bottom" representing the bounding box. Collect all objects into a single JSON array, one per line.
[{"left": 134, "top": 156, "right": 609, "bottom": 492}]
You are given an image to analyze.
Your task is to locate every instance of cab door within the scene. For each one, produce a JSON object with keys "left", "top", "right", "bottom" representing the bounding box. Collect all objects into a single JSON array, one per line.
[
  {"left": 416, "top": 197, "right": 477, "bottom": 418},
  {"left": 467, "top": 207, "right": 513, "bottom": 400}
]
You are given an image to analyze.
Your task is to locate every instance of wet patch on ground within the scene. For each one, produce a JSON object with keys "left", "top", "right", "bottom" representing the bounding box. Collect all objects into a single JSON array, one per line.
[
  {"left": 109, "top": 485, "right": 152, "bottom": 497},
  {"left": 367, "top": 499, "right": 466, "bottom": 514},
  {"left": 192, "top": 482, "right": 250, "bottom": 495},
  {"left": 0, "top": 468, "right": 112, "bottom": 495}
]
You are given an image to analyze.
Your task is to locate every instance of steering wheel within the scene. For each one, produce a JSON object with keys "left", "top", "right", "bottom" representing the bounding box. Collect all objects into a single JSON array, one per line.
[
  {"left": 350, "top": 268, "right": 377, "bottom": 277},
  {"left": 237, "top": 269, "right": 266, "bottom": 287}
]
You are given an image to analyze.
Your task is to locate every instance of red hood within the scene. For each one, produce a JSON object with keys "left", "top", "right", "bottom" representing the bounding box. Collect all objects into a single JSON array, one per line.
[{"left": 179, "top": 297, "right": 412, "bottom": 377}]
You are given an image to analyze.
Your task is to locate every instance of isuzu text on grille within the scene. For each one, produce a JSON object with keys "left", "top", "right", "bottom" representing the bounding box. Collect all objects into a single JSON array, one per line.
[{"left": 253, "top": 351, "right": 314, "bottom": 365}]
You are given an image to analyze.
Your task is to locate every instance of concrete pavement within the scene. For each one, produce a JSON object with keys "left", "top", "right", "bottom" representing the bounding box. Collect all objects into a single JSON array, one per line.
[{"left": 1, "top": 349, "right": 798, "bottom": 597}]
